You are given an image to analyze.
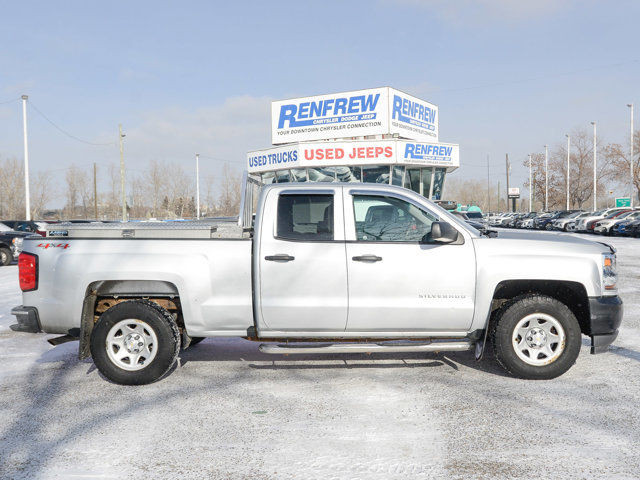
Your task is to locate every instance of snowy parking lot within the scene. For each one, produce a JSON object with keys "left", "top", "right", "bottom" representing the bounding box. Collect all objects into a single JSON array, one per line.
[{"left": 0, "top": 233, "right": 639, "bottom": 480}]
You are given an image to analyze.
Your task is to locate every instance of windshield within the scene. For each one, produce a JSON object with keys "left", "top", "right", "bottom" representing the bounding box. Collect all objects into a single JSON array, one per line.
[
  {"left": 0, "top": 223, "right": 12, "bottom": 232},
  {"left": 465, "top": 211, "right": 483, "bottom": 219},
  {"left": 566, "top": 211, "right": 582, "bottom": 218},
  {"left": 613, "top": 211, "right": 634, "bottom": 219},
  {"left": 605, "top": 210, "right": 627, "bottom": 219}
]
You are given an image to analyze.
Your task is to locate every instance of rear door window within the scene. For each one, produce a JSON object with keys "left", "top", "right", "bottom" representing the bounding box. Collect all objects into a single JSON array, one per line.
[{"left": 277, "top": 194, "right": 334, "bottom": 241}]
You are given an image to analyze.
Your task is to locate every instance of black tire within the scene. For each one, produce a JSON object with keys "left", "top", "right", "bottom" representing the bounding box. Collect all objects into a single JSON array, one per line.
[
  {"left": 90, "top": 300, "right": 180, "bottom": 385},
  {"left": 0, "top": 247, "right": 12, "bottom": 266},
  {"left": 491, "top": 294, "right": 581, "bottom": 380},
  {"left": 189, "top": 337, "right": 206, "bottom": 346}
]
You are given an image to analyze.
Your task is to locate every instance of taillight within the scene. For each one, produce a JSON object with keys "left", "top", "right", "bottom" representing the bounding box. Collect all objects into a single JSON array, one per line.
[{"left": 18, "top": 253, "right": 38, "bottom": 292}]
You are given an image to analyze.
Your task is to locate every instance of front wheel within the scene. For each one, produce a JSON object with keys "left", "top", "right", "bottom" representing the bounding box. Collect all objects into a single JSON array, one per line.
[
  {"left": 491, "top": 295, "right": 581, "bottom": 379},
  {"left": 90, "top": 300, "right": 180, "bottom": 385},
  {"left": 0, "top": 247, "right": 12, "bottom": 266}
]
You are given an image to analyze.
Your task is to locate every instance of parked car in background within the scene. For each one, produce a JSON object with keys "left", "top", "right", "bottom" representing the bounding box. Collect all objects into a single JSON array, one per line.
[
  {"left": 0, "top": 224, "right": 36, "bottom": 266},
  {"left": 585, "top": 210, "right": 630, "bottom": 234},
  {"left": 535, "top": 211, "right": 582, "bottom": 230},
  {"left": 520, "top": 217, "right": 535, "bottom": 229},
  {"left": 594, "top": 210, "right": 638, "bottom": 235},
  {"left": 612, "top": 213, "right": 640, "bottom": 236},
  {"left": 626, "top": 219, "right": 640, "bottom": 237},
  {"left": 464, "top": 210, "right": 485, "bottom": 225},
  {"left": 550, "top": 211, "right": 585, "bottom": 231},
  {"left": 532, "top": 212, "right": 554, "bottom": 230},
  {"left": 575, "top": 208, "right": 628, "bottom": 233},
  {"left": 0, "top": 220, "right": 49, "bottom": 236},
  {"left": 514, "top": 212, "right": 537, "bottom": 228},
  {"left": 565, "top": 212, "right": 593, "bottom": 232}
]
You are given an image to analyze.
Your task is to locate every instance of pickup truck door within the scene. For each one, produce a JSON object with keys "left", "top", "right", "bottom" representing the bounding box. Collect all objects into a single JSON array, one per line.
[
  {"left": 343, "top": 189, "right": 476, "bottom": 333},
  {"left": 256, "top": 187, "right": 348, "bottom": 333}
]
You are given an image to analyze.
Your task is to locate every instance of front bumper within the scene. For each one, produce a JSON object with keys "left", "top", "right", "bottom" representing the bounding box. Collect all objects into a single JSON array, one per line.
[
  {"left": 587, "top": 296, "right": 623, "bottom": 354},
  {"left": 10, "top": 306, "right": 41, "bottom": 333}
]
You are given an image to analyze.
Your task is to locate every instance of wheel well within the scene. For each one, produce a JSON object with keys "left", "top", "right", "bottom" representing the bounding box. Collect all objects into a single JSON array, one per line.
[
  {"left": 78, "top": 280, "right": 184, "bottom": 360},
  {"left": 491, "top": 280, "right": 590, "bottom": 335}
]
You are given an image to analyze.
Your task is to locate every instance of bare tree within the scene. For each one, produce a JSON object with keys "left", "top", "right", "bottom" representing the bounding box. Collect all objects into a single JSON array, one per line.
[
  {"left": 524, "top": 128, "right": 616, "bottom": 211},
  {"left": 604, "top": 129, "right": 640, "bottom": 203},
  {"left": 168, "top": 164, "right": 191, "bottom": 218},
  {"left": 31, "top": 172, "right": 55, "bottom": 219},
  {"left": 217, "top": 164, "right": 241, "bottom": 216},
  {"left": 0, "top": 157, "right": 25, "bottom": 219},
  {"left": 145, "top": 160, "right": 167, "bottom": 218}
]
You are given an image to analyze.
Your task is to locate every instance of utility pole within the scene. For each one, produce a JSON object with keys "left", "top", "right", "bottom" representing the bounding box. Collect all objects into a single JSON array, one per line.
[
  {"left": 21, "top": 95, "right": 31, "bottom": 221},
  {"left": 628, "top": 103, "right": 635, "bottom": 207},
  {"left": 487, "top": 155, "right": 490, "bottom": 212},
  {"left": 528, "top": 154, "right": 532, "bottom": 213},
  {"left": 119, "top": 124, "right": 126, "bottom": 222},
  {"left": 566, "top": 135, "right": 571, "bottom": 210},
  {"left": 505, "top": 154, "right": 511, "bottom": 212},
  {"left": 591, "top": 122, "right": 597, "bottom": 211},
  {"left": 196, "top": 153, "right": 201, "bottom": 219},
  {"left": 93, "top": 163, "right": 98, "bottom": 219},
  {"left": 544, "top": 145, "right": 549, "bottom": 211}
]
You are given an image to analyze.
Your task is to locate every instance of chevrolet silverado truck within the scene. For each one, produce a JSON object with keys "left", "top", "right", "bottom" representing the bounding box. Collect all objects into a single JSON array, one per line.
[{"left": 11, "top": 181, "right": 623, "bottom": 384}]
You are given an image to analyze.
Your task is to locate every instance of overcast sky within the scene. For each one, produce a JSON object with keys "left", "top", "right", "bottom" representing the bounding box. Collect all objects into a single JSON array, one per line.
[{"left": 1, "top": 0, "right": 639, "bottom": 203}]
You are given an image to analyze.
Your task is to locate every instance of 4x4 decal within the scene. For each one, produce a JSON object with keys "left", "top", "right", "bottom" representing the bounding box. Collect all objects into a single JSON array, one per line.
[{"left": 36, "top": 243, "right": 70, "bottom": 249}]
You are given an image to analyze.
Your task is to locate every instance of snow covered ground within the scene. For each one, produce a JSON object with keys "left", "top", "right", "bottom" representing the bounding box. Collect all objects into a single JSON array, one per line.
[{"left": 0, "top": 234, "right": 639, "bottom": 480}]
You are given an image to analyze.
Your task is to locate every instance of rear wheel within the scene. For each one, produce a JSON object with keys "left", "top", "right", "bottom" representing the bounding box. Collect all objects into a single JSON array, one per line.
[
  {"left": 491, "top": 294, "right": 581, "bottom": 379},
  {"left": 90, "top": 300, "right": 180, "bottom": 385},
  {"left": 0, "top": 247, "right": 12, "bottom": 266}
]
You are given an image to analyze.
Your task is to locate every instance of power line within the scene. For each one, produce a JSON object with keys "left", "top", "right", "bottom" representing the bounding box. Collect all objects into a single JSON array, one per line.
[
  {"left": 29, "top": 101, "right": 117, "bottom": 146},
  {"left": 0, "top": 98, "right": 19, "bottom": 105}
]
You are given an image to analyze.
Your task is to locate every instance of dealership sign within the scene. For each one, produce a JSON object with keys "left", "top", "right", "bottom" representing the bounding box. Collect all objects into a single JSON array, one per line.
[
  {"left": 271, "top": 87, "right": 438, "bottom": 144},
  {"left": 247, "top": 139, "right": 458, "bottom": 173}
]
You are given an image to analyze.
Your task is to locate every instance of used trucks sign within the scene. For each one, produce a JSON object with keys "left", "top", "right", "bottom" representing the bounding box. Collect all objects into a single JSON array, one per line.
[
  {"left": 271, "top": 87, "right": 439, "bottom": 144},
  {"left": 247, "top": 139, "right": 459, "bottom": 173}
]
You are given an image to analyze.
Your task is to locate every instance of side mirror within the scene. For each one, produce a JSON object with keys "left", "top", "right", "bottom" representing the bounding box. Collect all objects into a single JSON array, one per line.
[{"left": 423, "top": 221, "right": 458, "bottom": 244}]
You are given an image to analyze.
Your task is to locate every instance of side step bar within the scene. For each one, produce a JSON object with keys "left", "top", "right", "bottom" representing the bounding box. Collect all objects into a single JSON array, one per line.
[{"left": 258, "top": 341, "right": 474, "bottom": 355}]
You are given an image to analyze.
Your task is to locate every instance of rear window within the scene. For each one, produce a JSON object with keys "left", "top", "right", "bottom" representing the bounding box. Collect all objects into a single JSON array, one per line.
[{"left": 277, "top": 194, "right": 334, "bottom": 241}]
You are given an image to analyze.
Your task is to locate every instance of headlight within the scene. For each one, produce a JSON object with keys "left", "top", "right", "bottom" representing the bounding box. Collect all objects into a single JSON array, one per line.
[{"left": 602, "top": 253, "right": 617, "bottom": 292}]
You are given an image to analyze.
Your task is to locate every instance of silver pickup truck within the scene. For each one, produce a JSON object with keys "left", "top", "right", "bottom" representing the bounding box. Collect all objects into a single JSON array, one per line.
[{"left": 11, "top": 182, "right": 623, "bottom": 384}]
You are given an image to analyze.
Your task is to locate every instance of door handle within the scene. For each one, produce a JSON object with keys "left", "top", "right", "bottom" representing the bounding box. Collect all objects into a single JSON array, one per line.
[
  {"left": 265, "top": 254, "right": 295, "bottom": 262},
  {"left": 352, "top": 255, "right": 382, "bottom": 262}
]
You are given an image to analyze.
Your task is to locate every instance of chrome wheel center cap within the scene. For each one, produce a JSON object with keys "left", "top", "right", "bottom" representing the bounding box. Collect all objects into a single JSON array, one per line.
[
  {"left": 525, "top": 327, "right": 547, "bottom": 348},
  {"left": 124, "top": 333, "right": 144, "bottom": 353}
]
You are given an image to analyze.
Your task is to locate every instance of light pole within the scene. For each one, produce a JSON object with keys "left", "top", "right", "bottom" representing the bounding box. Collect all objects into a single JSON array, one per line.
[
  {"left": 544, "top": 145, "right": 548, "bottom": 211},
  {"left": 566, "top": 134, "right": 571, "bottom": 210},
  {"left": 195, "top": 153, "right": 201, "bottom": 219},
  {"left": 591, "top": 121, "right": 597, "bottom": 211},
  {"left": 528, "top": 154, "right": 532, "bottom": 213},
  {"left": 21, "top": 95, "right": 31, "bottom": 221},
  {"left": 628, "top": 103, "right": 634, "bottom": 207}
]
